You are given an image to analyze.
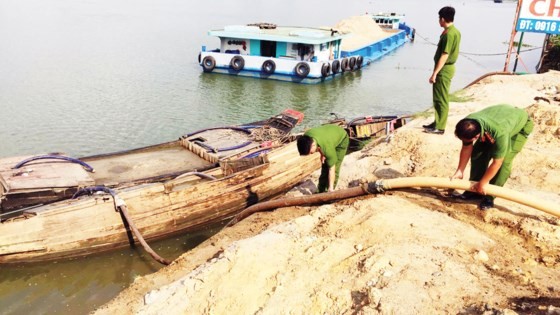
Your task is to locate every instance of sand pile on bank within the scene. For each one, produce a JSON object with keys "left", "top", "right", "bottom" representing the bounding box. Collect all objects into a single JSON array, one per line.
[
  {"left": 333, "top": 15, "right": 392, "bottom": 51},
  {"left": 95, "top": 71, "right": 560, "bottom": 314}
]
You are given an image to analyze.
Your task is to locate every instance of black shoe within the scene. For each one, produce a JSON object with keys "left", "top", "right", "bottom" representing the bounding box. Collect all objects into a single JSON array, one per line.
[
  {"left": 423, "top": 128, "right": 445, "bottom": 135},
  {"left": 422, "top": 122, "right": 436, "bottom": 129},
  {"left": 458, "top": 191, "right": 483, "bottom": 200},
  {"left": 479, "top": 197, "right": 494, "bottom": 210}
]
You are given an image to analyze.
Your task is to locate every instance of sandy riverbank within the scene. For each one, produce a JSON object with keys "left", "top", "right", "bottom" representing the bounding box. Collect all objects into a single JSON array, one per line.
[{"left": 94, "top": 71, "right": 560, "bottom": 314}]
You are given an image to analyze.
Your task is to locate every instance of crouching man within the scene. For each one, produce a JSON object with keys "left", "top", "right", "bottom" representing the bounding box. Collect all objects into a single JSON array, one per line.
[
  {"left": 297, "top": 124, "right": 349, "bottom": 193},
  {"left": 451, "top": 104, "right": 533, "bottom": 210}
]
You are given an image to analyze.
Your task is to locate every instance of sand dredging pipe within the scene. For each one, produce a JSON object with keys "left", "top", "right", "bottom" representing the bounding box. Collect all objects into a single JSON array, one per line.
[{"left": 228, "top": 177, "right": 560, "bottom": 226}]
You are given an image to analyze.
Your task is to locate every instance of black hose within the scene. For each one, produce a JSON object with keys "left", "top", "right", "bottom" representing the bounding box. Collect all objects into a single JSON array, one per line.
[
  {"left": 185, "top": 126, "right": 251, "bottom": 138},
  {"left": 14, "top": 155, "right": 95, "bottom": 172},
  {"left": 347, "top": 115, "right": 399, "bottom": 127},
  {"left": 175, "top": 172, "right": 217, "bottom": 180},
  {"left": 73, "top": 185, "right": 115, "bottom": 199},
  {"left": 186, "top": 126, "right": 254, "bottom": 153},
  {"left": 194, "top": 140, "right": 252, "bottom": 153}
]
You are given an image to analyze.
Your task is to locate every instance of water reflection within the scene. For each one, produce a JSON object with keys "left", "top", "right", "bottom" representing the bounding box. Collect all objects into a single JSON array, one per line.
[{"left": 0, "top": 224, "right": 222, "bottom": 315}]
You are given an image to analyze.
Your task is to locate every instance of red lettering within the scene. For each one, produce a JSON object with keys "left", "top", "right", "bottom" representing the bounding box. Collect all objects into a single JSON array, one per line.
[
  {"left": 530, "top": 0, "right": 546, "bottom": 16},
  {"left": 549, "top": 0, "right": 560, "bottom": 17}
]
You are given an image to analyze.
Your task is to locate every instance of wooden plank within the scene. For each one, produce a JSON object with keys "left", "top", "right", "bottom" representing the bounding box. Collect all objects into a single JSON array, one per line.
[{"left": 0, "top": 162, "right": 95, "bottom": 192}]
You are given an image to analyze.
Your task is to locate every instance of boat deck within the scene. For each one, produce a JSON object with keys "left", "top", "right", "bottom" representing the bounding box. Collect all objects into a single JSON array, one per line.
[
  {"left": 0, "top": 118, "right": 293, "bottom": 213},
  {"left": 85, "top": 144, "right": 213, "bottom": 186}
]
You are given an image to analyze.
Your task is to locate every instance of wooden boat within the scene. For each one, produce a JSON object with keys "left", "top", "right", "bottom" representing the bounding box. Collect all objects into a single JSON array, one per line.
[
  {"left": 0, "top": 110, "right": 321, "bottom": 264},
  {"left": 328, "top": 113, "right": 408, "bottom": 151}
]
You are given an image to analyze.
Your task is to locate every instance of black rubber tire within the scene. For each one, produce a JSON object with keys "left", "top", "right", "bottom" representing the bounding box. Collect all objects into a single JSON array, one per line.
[
  {"left": 230, "top": 55, "right": 245, "bottom": 71},
  {"left": 321, "top": 63, "right": 330, "bottom": 77},
  {"left": 294, "top": 62, "right": 310, "bottom": 78},
  {"left": 341, "top": 58, "right": 349, "bottom": 72},
  {"left": 262, "top": 60, "right": 276, "bottom": 74},
  {"left": 349, "top": 57, "right": 356, "bottom": 70},
  {"left": 356, "top": 56, "right": 364, "bottom": 69},
  {"left": 202, "top": 56, "right": 216, "bottom": 72},
  {"left": 331, "top": 60, "right": 340, "bottom": 74}
]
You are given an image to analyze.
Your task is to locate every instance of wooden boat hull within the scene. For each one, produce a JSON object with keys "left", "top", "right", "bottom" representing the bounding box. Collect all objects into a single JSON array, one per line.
[
  {"left": 0, "top": 110, "right": 323, "bottom": 264},
  {"left": 0, "top": 111, "right": 406, "bottom": 263},
  {"left": 0, "top": 142, "right": 320, "bottom": 263}
]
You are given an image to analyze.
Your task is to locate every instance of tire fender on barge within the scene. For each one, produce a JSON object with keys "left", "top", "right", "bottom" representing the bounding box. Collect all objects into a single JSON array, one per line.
[
  {"left": 230, "top": 55, "right": 245, "bottom": 71},
  {"left": 340, "top": 58, "right": 349, "bottom": 72},
  {"left": 294, "top": 62, "right": 310, "bottom": 78},
  {"left": 261, "top": 60, "right": 276, "bottom": 74},
  {"left": 331, "top": 60, "right": 340, "bottom": 74},
  {"left": 202, "top": 56, "right": 216, "bottom": 72},
  {"left": 321, "top": 63, "right": 330, "bottom": 77},
  {"left": 349, "top": 57, "right": 356, "bottom": 70}
]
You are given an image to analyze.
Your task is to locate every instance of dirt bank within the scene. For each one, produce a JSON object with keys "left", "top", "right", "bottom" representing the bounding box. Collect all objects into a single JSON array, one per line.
[{"left": 94, "top": 71, "right": 560, "bottom": 314}]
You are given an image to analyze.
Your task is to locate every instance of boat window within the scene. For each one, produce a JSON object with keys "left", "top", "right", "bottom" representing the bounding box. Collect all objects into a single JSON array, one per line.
[
  {"left": 294, "top": 44, "right": 314, "bottom": 61},
  {"left": 261, "top": 41, "right": 277, "bottom": 57}
]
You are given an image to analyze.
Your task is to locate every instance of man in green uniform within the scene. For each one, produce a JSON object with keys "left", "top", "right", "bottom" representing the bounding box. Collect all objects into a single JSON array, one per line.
[
  {"left": 424, "top": 6, "right": 461, "bottom": 135},
  {"left": 297, "top": 124, "right": 349, "bottom": 193},
  {"left": 451, "top": 104, "right": 533, "bottom": 210}
]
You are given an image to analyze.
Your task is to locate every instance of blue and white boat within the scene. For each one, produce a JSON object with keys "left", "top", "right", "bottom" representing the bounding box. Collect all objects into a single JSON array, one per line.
[
  {"left": 198, "top": 18, "right": 413, "bottom": 84},
  {"left": 367, "top": 12, "right": 415, "bottom": 39},
  {"left": 369, "top": 12, "right": 405, "bottom": 30}
]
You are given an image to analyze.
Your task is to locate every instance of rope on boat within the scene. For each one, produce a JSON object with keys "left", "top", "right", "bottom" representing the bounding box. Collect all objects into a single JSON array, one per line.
[
  {"left": 73, "top": 186, "right": 171, "bottom": 265},
  {"left": 13, "top": 155, "right": 95, "bottom": 172}
]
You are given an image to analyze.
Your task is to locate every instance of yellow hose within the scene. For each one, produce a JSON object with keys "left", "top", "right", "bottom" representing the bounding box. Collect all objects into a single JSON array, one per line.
[{"left": 377, "top": 177, "right": 559, "bottom": 217}]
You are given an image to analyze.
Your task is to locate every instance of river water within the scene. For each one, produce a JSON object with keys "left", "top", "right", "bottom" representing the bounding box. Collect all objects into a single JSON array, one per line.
[{"left": 0, "top": 0, "right": 546, "bottom": 313}]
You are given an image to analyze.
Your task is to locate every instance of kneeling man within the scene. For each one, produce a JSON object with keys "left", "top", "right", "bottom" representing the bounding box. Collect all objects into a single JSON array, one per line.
[
  {"left": 452, "top": 104, "right": 533, "bottom": 210},
  {"left": 297, "top": 124, "right": 349, "bottom": 193}
]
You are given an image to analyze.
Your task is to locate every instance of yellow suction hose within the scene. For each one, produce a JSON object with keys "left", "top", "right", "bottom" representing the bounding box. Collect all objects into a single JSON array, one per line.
[
  {"left": 229, "top": 177, "right": 559, "bottom": 226},
  {"left": 377, "top": 177, "right": 559, "bottom": 217}
]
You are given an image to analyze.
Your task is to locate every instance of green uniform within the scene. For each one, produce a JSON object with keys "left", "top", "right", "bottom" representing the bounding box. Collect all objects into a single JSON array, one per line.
[
  {"left": 433, "top": 24, "right": 461, "bottom": 130},
  {"left": 467, "top": 104, "right": 533, "bottom": 199},
  {"left": 304, "top": 124, "right": 349, "bottom": 193}
]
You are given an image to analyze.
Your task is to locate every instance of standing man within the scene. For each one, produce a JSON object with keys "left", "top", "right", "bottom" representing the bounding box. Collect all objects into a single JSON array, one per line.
[
  {"left": 451, "top": 104, "right": 533, "bottom": 210},
  {"left": 297, "top": 124, "right": 349, "bottom": 193},
  {"left": 424, "top": 6, "right": 461, "bottom": 135}
]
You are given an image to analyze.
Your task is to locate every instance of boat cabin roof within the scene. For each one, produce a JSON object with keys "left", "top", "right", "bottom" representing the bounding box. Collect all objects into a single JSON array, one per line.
[{"left": 208, "top": 25, "right": 345, "bottom": 45}]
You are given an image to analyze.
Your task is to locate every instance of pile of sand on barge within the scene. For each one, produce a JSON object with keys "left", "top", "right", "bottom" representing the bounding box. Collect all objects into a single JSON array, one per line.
[{"left": 331, "top": 15, "right": 393, "bottom": 51}]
